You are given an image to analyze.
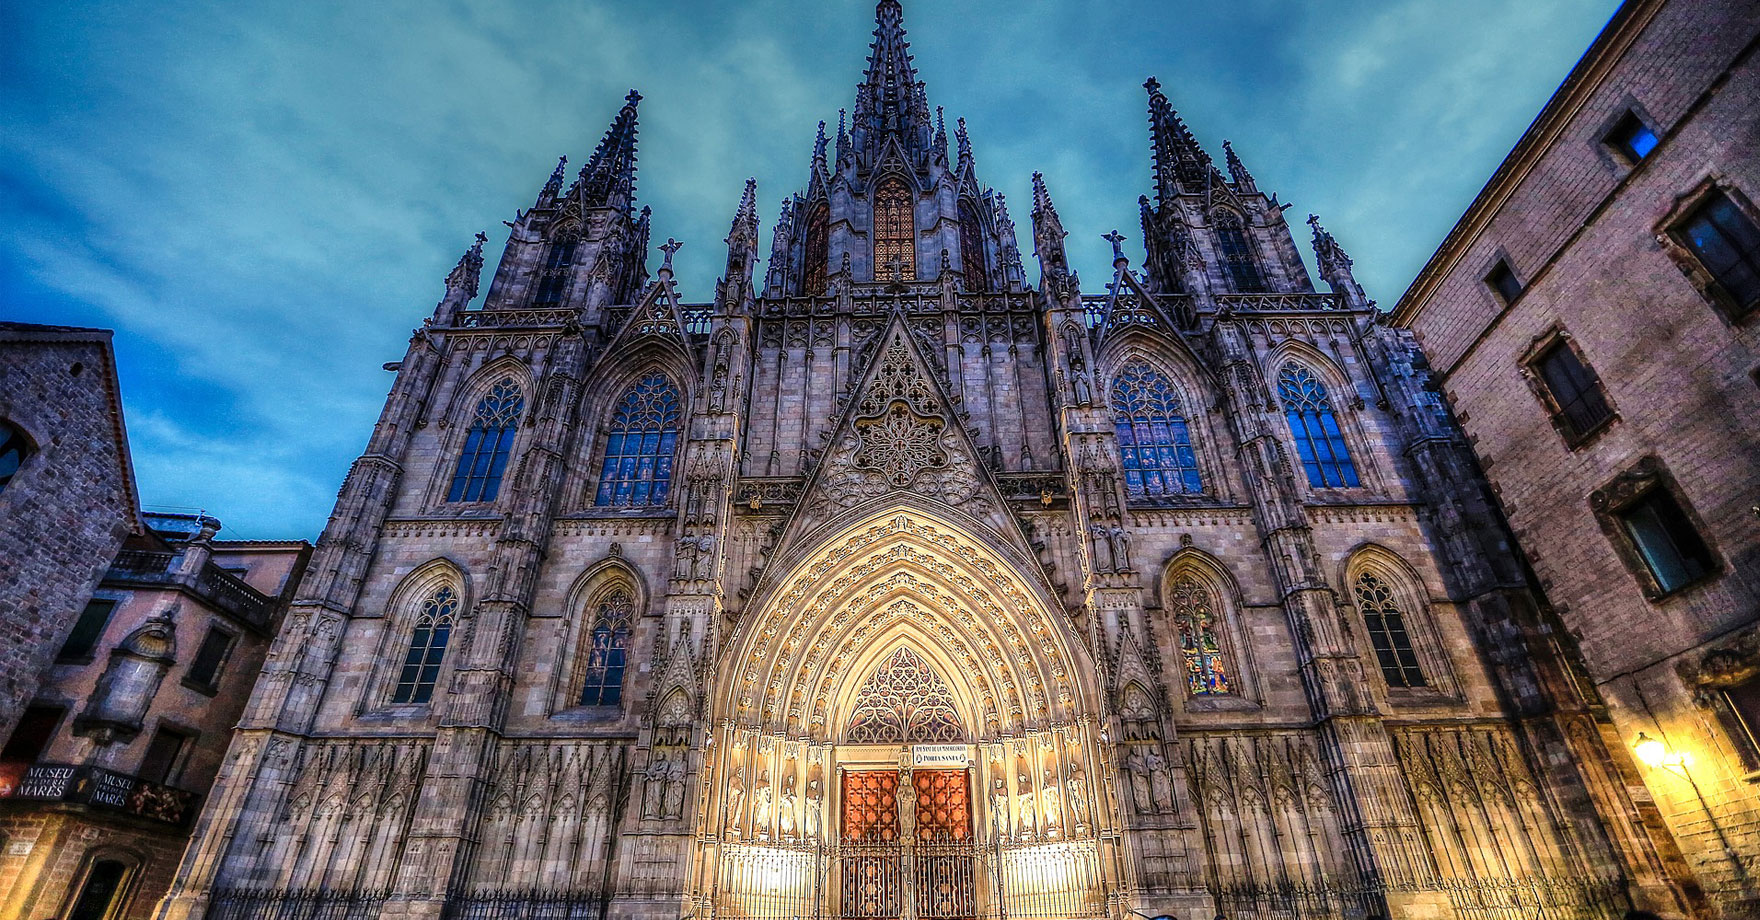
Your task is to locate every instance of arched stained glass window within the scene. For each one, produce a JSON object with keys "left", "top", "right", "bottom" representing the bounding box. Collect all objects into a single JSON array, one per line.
[
  {"left": 1170, "top": 575, "right": 1231, "bottom": 695},
  {"left": 803, "top": 203, "right": 829, "bottom": 296},
  {"left": 595, "top": 373, "right": 682, "bottom": 507},
  {"left": 1214, "top": 212, "right": 1265, "bottom": 293},
  {"left": 448, "top": 379, "right": 523, "bottom": 503},
  {"left": 534, "top": 235, "right": 579, "bottom": 306},
  {"left": 1353, "top": 573, "right": 1425, "bottom": 688},
  {"left": 0, "top": 421, "right": 28, "bottom": 495},
  {"left": 578, "top": 589, "right": 633, "bottom": 706},
  {"left": 874, "top": 179, "right": 916, "bottom": 282},
  {"left": 393, "top": 586, "right": 458, "bottom": 704},
  {"left": 958, "top": 199, "right": 988, "bottom": 292},
  {"left": 1276, "top": 364, "right": 1359, "bottom": 489},
  {"left": 1110, "top": 361, "right": 1203, "bottom": 499}
]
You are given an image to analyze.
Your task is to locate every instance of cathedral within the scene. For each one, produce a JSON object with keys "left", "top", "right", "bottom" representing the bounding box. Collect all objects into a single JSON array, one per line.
[{"left": 158, "top": 4, "right": 1697, "bottom": 919}]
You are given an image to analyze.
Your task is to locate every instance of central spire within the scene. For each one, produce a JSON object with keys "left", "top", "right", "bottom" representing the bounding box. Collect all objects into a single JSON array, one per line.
[{"left": 851, "top": 0, "right": 933, "bottom": 170}]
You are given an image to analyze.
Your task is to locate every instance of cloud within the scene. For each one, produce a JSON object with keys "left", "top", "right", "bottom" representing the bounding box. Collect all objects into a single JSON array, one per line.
[{"left": 0, "top": 0, "right": 1618, "bottom": 537}]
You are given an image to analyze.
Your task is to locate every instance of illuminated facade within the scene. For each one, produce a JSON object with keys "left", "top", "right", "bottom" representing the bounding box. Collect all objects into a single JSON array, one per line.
[{"left": 157, "top": 3, "right": 1702, "bottom": 919}]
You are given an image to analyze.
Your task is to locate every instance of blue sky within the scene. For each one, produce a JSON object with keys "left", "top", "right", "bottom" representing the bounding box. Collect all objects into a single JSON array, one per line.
[{"left": 1, "top": 0, "right": 1619, "bottom": 539}]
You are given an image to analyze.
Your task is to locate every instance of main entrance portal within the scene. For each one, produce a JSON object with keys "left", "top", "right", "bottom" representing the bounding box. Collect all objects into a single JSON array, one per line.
[{"left": 840, "top": 769, "right": 976, "bottom": 920}]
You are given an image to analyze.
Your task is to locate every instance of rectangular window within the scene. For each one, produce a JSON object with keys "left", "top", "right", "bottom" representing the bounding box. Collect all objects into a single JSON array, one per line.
[
  {"left": 0, "top": 705, "right": 64, "bottom": 765},
  {"left": 136, "top": 727, "right": 190, "bottom": 785},
  {"left": 186, "top": 627, "right": 235, "bottom": 689},
  {"left": 1534, "top": 340, "right": 1614, "bottom": 439},
  {"left": 58, "top": 599, "right": 116, "bottom": 662},
  {"left": 1486, "top": 259, "right": 1524, "bottom": 304},
  {"left": 1677, "top": 189, "right": 1760, "bottom": 315},
  {"left": 1723, "top": 678, "right": 1760, "bottom": 763},
  {"left": 1618, "top": 489, "right": 1715, "bottom": 594},
  {"left": 1606, "top": 111, "right": 1658, "bottom": 162}
]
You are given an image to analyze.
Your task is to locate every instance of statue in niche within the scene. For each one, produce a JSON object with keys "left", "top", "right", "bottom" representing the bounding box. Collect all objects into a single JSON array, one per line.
[
  {"left": 1041, "top": 767, "right": 1063, "bottom": 838},
  {"left": 780, "top": 769, "right": 799, "bottom": 840},
  {"left": 1015, "top": 771, "right": 1036, "bottom": 838},
  {"left": 1066, "top": 762, "right": 1089, "bottom": 830},
  {"left": 709, "top": 353, "right": 731, "bottom": 413},
  {"left": 1108, "top": 525, "right": 1133, "bottom": 571},
  {"left": 753, "top": 769, "right": 773, "bottom": 839},
  {"left": 665, "top": 755, "right": 688, "bottom": 819},
  {"left": 727, "top": 767, "right": 746, "bottom": 837},
  {"left": 1090, "top": 523, "right": 1114, "bottom": 573},
  {"left": 1124, "top": 747, "right": 1152, "bottom": 814},
  {"left": 990, "top": 775, "right": 1011, "bottom": 839},
  {"left": 1073, "top": 371, "right": 1093, "bottom": 406},
  {"left": 643, "top": 753, "right": 667, "bottom": 819},
  {"left": 1145, "top": 748, "right": 1174, "bottom": 813},
  {"left": 805, "top": 770, "right": 824, "bottom": 840}
]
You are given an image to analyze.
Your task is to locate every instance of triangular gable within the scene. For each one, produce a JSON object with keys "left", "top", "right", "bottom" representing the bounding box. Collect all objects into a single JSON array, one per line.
[
  {"left": 761, "top": 314, "right": 1038, "bottom": 567},
  {"left": 1097, "top": 262, "right": 1181, "bottom": 342},
  {"left": 607, "top": 272, "right": 692, "bottom": 354}
]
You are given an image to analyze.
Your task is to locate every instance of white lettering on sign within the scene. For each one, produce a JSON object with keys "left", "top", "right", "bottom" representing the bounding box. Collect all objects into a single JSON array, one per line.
[{"left": 912, "top": 744, "right": 969, "bottom": 768}]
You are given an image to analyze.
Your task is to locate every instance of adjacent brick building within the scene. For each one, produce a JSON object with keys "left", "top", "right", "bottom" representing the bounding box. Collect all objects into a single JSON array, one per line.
[
  {"left": 1393, "top": 0, "right": 1760, "bottom": 914},
  {"left": 0, "top": 513, "right": 309, "bottom": 920},
  {"left": 0, "top": 323, "right": 141, "bottom": 747}
]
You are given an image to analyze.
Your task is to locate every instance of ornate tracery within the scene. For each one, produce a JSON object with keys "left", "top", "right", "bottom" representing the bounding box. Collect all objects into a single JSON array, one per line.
[
  {"left": 1352, "top": 573, "right": 1425, "bottom": 689},
  {"left": 874, "top": 179, "right": 916, "bottom": 281},
  {"left": 393, "top": 586, "right": 458, "bottom": 705},
  {"left": 1110, "top": 360, "right": 1203, "bottom": 499},
  {"left": 1169, "top": 575, "right": 1232, "bottom": 695},
  {"left": 595, "top": 373, "right": 683, "bottom": 506},
  {"left": 1276, "top": 364, "right": 1359, "bottom": 489},
  {"left": 803, "top": 203, "right": 830, "bottom": 295},
  {"left": 578, "top": 589, "right": 634, "bottom": 706},
  {"left": 844, "top": 647, "right": 964, "bottom": 743},
  {"left": 449, "top": 378, "right": 523, "bottom": 503}
]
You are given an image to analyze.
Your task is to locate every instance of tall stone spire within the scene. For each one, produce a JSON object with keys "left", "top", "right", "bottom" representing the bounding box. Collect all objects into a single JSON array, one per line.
[
  {"left": 575, "top": 89, "right": 642, "bottom": 213},
  {"left": 851, "top": 0, "right": 933, "bottom": 166},
  {"left": 1145, "top": 77, "right": 1210, "bottom": 202},
  {"left": 1031, "top": 172, "right": 1074, "bottom": 286},
  {"left": 1222, "top": 140, "right": 1257, "bottom": 192}
]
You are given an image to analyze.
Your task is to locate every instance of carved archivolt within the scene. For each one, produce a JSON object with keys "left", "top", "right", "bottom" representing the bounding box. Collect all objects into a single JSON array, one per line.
[{"left": 720, "top": 509, "right": 1091, "bottom": 739}]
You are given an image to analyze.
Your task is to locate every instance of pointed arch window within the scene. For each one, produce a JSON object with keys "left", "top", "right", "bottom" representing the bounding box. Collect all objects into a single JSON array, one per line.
[
  {"left": 393, "top": 586, "right": 458, "bottom": 704},
  {"left": 1214, "top": 213, "right": 1265, "bottom": 293},
  {"left": 534, "top": 235, "right": 579, "bottom": 306},
  {"left": 1169, "top": 575, "right": 1232, "bottom": 695},
  {"left": 0, "top": 420, "right": 29, "bottom": 495},
  {"left": 448, "top": 379, "right": 523, "bottom": 503},
  {"left": 958, "top": 199, "right": 989, "bottom": 292},
  {"left": 803, "top": 203, "right": 830, "bottom": 296},
  {"left": 1276, "top": 364, "right": 1359, "bottom": 488},
  {"left": 1110, "top": 361, "right": 1203, "bottom": 499},
  {"left": 595, "top": 373, "right": 682, "bottom": 507},
  {"left": 874, "top": 178, "right": 916, "bottom": 282},
  {"left": 578, "top": 589, "right": 633, "bottom": 707},
  {"left": 1352, "top": 573, "right": 1425, "bottom": 688}
]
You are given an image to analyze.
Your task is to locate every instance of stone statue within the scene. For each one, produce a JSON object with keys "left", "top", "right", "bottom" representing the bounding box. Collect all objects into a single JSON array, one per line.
[
  {"left": 1145, "top": 748, "right": 1174, "bottom": 812},
  {"left": 664, "top": 756, "right": 687, "bottom": 819},
  {"left": 1073, "top": 371, "right": 1093, "bottom": 405},
  {"left": 1041, "top": 767, "right": 1063, "bottom": 837},
  {"left": 753, "top": 769, "right": 773, "bottom": 838},
  {"left": 643, "top": 754, "right": 667, "bottom": 819},
  {"left": 727, "top": 767, "right": 746, "bottom": 836},
  {"left": 780, "top": 770, "right": 799, "bottom": 840},
  {"left": 805, "top": 772, "right": 824, "bottom": 840},
  {"left": 1124, "top": 748, "right": 1152, "bottom": 814},
  {"left": 1015, "top": 771, "right": 1036, "bottom": 838},
  {"left": 1108, "top": 525, "right": 1133, "bottom": 571},
  {"left": 709, "top": 354, "right": 731, "bottom": 413},
  {"left": 1089, "top": 523, "right": 1114, "bottom": 573},
  {"left": 990, "top": 775, "right": 1011, "bottom": 839},
  {"left": 1066, "top": 763, "right": 1089, "bottom": 829}
]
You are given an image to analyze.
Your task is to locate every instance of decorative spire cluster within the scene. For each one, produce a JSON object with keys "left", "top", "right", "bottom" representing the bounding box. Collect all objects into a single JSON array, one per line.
[
  {"left": 446, "top": 232, "right": 488, "bottom": 298},
  {"left": 574, "top": 89, "right": 643, "bottom": 212},
  {"left": 850, "top": 0, "right": 935, "bottom": 168}
]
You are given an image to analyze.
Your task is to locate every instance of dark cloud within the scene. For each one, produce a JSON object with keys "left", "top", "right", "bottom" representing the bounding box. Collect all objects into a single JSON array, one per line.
[{"left": 0, "top": 0, "right": 1619, "bottom": 538}]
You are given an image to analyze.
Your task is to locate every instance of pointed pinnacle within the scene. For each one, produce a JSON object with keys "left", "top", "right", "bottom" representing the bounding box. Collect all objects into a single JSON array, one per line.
[
  {"left": 544, "top": 155, "right": 568, "bottom": 194},
  {"left": 738, "top": 178, "right": 758, "bottom": 221},
  {"left": 956, "top": 117, "right": 973, "bottom": 166},
  {"left": 1223, "top": 140, "right": 1254, "bottom": 187},
  {"left": 813, "top": 120, "right": 829, "bottom": 171}
]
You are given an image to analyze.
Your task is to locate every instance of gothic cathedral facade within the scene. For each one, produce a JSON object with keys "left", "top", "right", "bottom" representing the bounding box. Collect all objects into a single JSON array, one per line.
[{"left": 160, "top": 4, "right": 1697, "bottom": 919}]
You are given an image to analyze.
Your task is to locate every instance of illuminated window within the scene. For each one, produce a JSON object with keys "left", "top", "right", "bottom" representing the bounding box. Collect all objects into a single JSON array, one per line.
[
  {"left": 1276, "top": 364, "right": 1359, "bottom": 488},
  {"left": 958, "top": 199, "right": 988, "bottom": 292},
  {"left": 1214, "top": 213, "right": 1264, "bottom": 292},
  {"left": 803, "top": 203, "right": 829, "bottom": 295},
  {"left": 874, "top": 179, "right": 916, "bottom": 281},
  {"left": 1353, "top": 573, "right": 1425, "bottom": 688},
  {"left": 393, "top": 586, "right": 458, "bottom": 704},
  {"left": 1110, "top": 361, "right": 1202, "bottom": 499},
  {"left": 595, "top": 373, "right": 682, "bottom": 507},
  {"left": 1606, "top": 111, "right": 1658, "bottom": 162},
  {"left": 578, "top": 590, "right": 633, "bottom": 707},
  {"left": 448, "top": 379, "right": 523, "bottom": 503},
  {"left": 1169, "top": 575, "right": 1231, "bottom": 695}
]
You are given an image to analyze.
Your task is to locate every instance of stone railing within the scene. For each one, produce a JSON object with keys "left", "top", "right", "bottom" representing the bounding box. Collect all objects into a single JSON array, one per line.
[
  {"left": 1212, "top": 291, "right": 1347, "bottom": 313},
  {"left": 450, "top": 308, "right": 577, "bottom": 330},
  {"left": 104, "top": 552, "right": 276, "bottom": 629}
]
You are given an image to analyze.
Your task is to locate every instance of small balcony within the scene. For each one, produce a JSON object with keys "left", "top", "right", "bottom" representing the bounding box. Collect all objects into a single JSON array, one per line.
[
  {"left": 106, "top": 550, "right": 277, "bottom": 629},
  {"left": 0, "top": 761, "right": 202, "bottom": 827}
]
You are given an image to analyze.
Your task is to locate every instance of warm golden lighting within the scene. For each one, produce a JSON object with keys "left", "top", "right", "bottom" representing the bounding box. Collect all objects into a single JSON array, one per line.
[{"left": 1632, "top": 732, "right": 1690, "bottom": 771}]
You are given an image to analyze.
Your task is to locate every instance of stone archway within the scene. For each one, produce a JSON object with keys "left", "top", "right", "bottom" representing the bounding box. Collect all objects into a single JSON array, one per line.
[{"left": 694, "top": 506, "right": 1120, "bottom": 920}]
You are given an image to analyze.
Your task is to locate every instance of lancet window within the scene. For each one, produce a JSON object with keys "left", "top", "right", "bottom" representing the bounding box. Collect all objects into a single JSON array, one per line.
[
  {"left": 1276, "top": 364, "right": 1359, "bottom": 488},
  {"left": 1111, "top": 361, "right": 1203, "bottom": 499},
  {"left": 0, "top": 420, "right": 28, "bottom": 495},
  {"left": 874, "top": 179, "right": 916, "bottom": 281},
  {"left": 534, "top": 235, "right": 579, "bottom": 306},
  {"left": 594, "top": 373, "right": 682, "bottom": 507},
  {"left": 1352, "top": 573, "right": 1425, "bottom": 688},
  {"left": 392, "top": 586, "right": 458, "bottom": 705},
  {"left": 448, "top": 379, "right": 523, "bottom": 503},
  {"left": 959, "top": 199, "right": 988, "bottom": 291},
  {"left": 578, "top": 589, "right": 633, "bottom": 707},
  {"left": 1169, "top": 575, "right": 1232, "bottom": 695},
  {"left": 845, "top": 648, "right": 963, "bottom": 743},
  {"left": 1214, "top": 213, "right": 1265, "bottom": 293},
  {"left": 803, "top": 203, "right": 829, "bottom": 295}
]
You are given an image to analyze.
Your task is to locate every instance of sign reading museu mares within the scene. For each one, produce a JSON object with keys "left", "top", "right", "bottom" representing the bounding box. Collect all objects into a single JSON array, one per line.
[{"left": 153, "top": 3, "right": 1708, "bottom": 919}]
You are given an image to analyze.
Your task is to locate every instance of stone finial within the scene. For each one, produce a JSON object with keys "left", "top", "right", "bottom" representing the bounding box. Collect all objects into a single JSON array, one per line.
[
  {"left": 660, "top": 238, "right": 683, "bottom": 275},
  {"left": 1103, "top": 230, "right": 1127, "bottom": 265}
]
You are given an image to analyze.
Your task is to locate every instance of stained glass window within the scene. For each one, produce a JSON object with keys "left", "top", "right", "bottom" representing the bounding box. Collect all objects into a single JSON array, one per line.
[
  {"left": 594, "top": 373, "right": 682, "bottom": 507},
  {"left": 1214, "top": 213, "right": 1265, "bottom": 293},
  {"left": 803, "top": 203, "right": 830, "bottom": 296},
  {"left": 1111, "top": 361, "right": 1203, "bottom": 499},
  {"left": 1353, "top": 573, "right": 1425, "bottom": 688},
  {"left": 448, "top": 379, "right": 523, "bottom": 503},
  {"left": 1170, "top": 576, "right": 1231, "bottom": 695},
  {"left": 874, "top": 179, "right": 916, "bottom": 282},
  {"left": 393, "top": 586, "right": 458, "bottom": 704},
  {"left": 959, "top": 199, "right": 988, "bottom": 292},
  {"left": 1276, "top": 364, "right": 1359, "bottom": 488},
  {"left": 578, "top": 589, "right": 633, "bottom": 706},
  {"left": 534, "top": 236, "right": 578, "bottom": 306}
]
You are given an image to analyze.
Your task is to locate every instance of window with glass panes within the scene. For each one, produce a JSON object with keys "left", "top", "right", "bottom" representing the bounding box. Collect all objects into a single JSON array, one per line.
[
  {"left": 58, "top": 599, "right": 116, "bottom": 661},
  {"left": 186, "top": 627, "right": 235, "bottom": 689},
  {"left": 533, "top": 236, "right": 579, "bottom": 306},
  {"left": 1353, "top": 573, "right": 1426, "bottom": 688},
  {"left": 595, "top": 373, "right": 682, "bottom": 507},
  {"left": 1678, "top": 190, "right": 1760, "bottom": 314},
  {"left": 1276, "top": 364, "right": 1360, "bottom": 488},
  {"left": 1533, "top": 340, "right": 1614, "bottom": 439},
  {"left": 448, "top": 379, "right": 523, "bottom": 503},
  {"left": 1110, "top": 361, "right": 1203, "bottom": 499},
  {"left": 392, "top": 586, "right": 458, "bottom": 704},
  {"left": 1214, "top": 213, "right": 1265, "bottom": 292},
  {"left": 578, "top": 590, "right": 633, "bottom": 707},
  {"left": 1617, "top": 489, "right": 1715, "bottom": 594}
]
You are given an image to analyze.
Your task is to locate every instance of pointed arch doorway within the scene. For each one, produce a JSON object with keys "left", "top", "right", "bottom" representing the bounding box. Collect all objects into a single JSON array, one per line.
[{"left": 693, "top": 506, "right": 1117, "bottom": 920}]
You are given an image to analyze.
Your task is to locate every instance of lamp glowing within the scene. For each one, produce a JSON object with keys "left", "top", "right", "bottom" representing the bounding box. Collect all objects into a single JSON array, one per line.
[{"left": 1633, "top": 733, "right": 1667, "bottom": 768}]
